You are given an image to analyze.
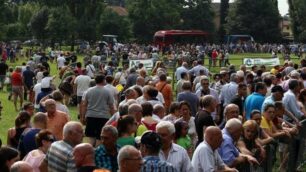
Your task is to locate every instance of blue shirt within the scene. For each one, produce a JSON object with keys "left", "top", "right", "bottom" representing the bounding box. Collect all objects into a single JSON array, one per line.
[
  {"left": 142, "top": 156, "right": 177, "bottom": 172},
  {"left": 18, "top": 128, "right": 41, "bottom": 158},
  {"left": 95, "top": 145, "right": 120, "bottom": 172},
  {"left": 244, "top": 92, "right": 265, "bottom": 120},
  {"left": 261, "top": 95, "right": 275, "bottom": 112},
  {"left": 218, "top": 129, "right": 239, "bottom": 166},
  {"left": 283, "top": 90, "right": 304, "bottom": 120}
]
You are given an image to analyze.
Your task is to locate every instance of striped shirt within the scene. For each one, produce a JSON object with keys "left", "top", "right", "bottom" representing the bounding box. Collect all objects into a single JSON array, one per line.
[
  {"left": 159, "top": 143, "right": 193, "bottom": 172},
  {"left": 45, "top": 140, "right": 76, "bottom": 172},
  {"left": 95, "top": 145, "right": 120, "bottom": 172},
  {"left": 142, "top": 156, "right": 177, "bottom": 172}
]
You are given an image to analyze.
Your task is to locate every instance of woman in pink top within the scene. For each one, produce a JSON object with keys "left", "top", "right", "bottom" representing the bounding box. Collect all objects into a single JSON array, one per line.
[{"left": 23, "top": 130, "right": 55, "bottom": 172}]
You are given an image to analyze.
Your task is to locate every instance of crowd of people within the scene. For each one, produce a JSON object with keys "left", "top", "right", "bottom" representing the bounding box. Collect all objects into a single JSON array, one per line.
[{"left": 0, "top": 42, "right": 306, "bottom": 172}]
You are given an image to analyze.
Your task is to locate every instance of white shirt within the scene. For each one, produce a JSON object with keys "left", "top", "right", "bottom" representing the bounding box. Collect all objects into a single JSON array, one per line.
[
  {"left": 36, "top": 72, "right": 43, "bottom": 83},
  {"left": 33, "top": 83, "right": 42, "bottom": 108},
  {"left": 219, "top": 81, "right": 238, "bottom": 107},
  {"left": 56, "top": 102, "right": 69, "bottom": 116},
  {"left": 74, "top": 75, "right": 91, "bottom": 97},
  {"left": 41, "top": 77, "right": 53, "bottom": 88},
  {"left": 175, "top": 66, "right": 188, "bottom": 81},
  {"left": 192, "top": 141, "right": 225, "bottom": 172},
  {"left": 159, "top": 143, "right": 193, "bottom": 172},
  {"left": 86, "top": 64, "right": 96, "bottom": 78},
  {"left": 57, "top": 56, "right": 66, "bottom": 68}
]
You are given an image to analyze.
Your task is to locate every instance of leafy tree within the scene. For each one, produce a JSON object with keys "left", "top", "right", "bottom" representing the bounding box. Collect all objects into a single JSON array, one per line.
[
  {"left": 288, "top": 0, "right": 306, "bottom": 42},
  {"left": 18, "top": 2, "right": 40, "bottom": 38},
  {"left": 226, "top": 0, "right": 281, "bottom": 43},
  {"left": 46, "top": 6, "right": 76, "bottom": 46},
  {"left": 28, "top": 6, "right": 49, "bottom": 43},
  {"left": 127, "top": 0, "right": 181, "bottom": 42},
  {"left": 180, "top": 0, "right": 215, "bottom": 40},
  {"left": 219, "top": 0, "right": 229, "bottom": 41},
  {"left": 98, "top": 8, "right": 132, "bottom": 42}
]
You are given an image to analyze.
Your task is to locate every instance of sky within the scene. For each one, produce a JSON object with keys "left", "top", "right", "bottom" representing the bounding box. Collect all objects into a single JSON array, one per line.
[{"left": 212, "top": 0, "right": 289, "bottom": 16}]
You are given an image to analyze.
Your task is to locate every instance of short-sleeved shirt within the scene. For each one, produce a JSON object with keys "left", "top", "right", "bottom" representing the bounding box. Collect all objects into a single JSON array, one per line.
[
  {"left": 176, "top": 136, "right": 192, "bottom": 150},
  {"left": 218, "top": 129, "right": 240, "bottom": 166},
  {"left": 95, "top": 144, "right": 120, "bottom": 172},
  {"left": 116, "top": 136, "right": 135, "bottom": 147},
  {"left": 11, "top": 71, "right": 23, "bottom": 86},
  {"left": 18, "top": 128, "right": 41, "bottom": 158},
  {"left": 83, "top": 86, "right": 114, "bottom": 119},
  {"left": 142, "top": 156, "right": 177, "bottom": 172},
  {"left": 46, "top": 111, "right": 69, "bottom": 140},
  {"left": 74, "top": 75, "right": 91, "bottom": 97},
  {"left": 45, "top": 140, "right": 76, "bottom": 172},
  {"left": 159, "top": 143, "right": 193, "bottom": 172},
  {"left": 23, "top": 69, "right": 35, "bottom": 87},
  {"left": 244, "top": 92, "right": 265, "bottom": 120},
  {"left": 192, "top": 141, "right": 225, "bottom": 172},
  {"left": 260, "top": 116, "right": 273, "bottom": 133}
]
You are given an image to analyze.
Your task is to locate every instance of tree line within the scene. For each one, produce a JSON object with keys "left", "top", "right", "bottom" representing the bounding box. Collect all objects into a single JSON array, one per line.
[{"left": 0, "top": 0, "right": 305, "bottom": 46}]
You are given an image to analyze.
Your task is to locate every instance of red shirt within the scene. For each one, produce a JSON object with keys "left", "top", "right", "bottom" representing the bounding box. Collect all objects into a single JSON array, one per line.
[{"left": 11, "top": 71, "right": 23, "bottom": 86}]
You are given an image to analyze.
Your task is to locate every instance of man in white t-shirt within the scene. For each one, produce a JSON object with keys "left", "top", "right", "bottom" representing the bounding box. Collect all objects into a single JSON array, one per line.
[
  {"left": 74, "top": 69, "right": 91, "bottom": 105},
  {"left": 57, "top": 54, "right": 66, "bottom": 69},
  {"left": 86, "top": 61, "right": 96, "bottom": 78},
  {"left": 33, "top": 82, "right": 42, "bottom": 109}
]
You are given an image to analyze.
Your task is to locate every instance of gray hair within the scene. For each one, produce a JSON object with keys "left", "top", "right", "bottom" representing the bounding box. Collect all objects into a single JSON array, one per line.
[
  {"left": 63, "top": 121, "right": 82, "bottom": 137},
  {"left": 153, "top": 104, "right": 165, "bottom": 114},
  {"left": 230, "top": 73, "right": 238, "bottom": 82},
  {"left": 128, "top": 104, "right": 142, "bottom": 115},
  {"left": 156, "top": 121, "right": 175, "bottom": 135},
  {"left": 102, "top": 125, "right": 118, "bottom": 137},
  {"left": 200, "top": 76, "right": 209, "bottom": 82},
  {"left": 117, "top": 145, "right": 139, "bottom": 166},
  {"left": 223, "top": 104, "right": 239, "bottom": 115},
  {"left": 225, "top": 118, "right": 242, "bottom": 130},
  {"left": 199, "top": 95, "right": 215, "bottom": 108}
]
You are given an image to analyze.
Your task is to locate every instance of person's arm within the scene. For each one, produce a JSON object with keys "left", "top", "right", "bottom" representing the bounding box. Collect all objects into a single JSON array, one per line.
[
  {"left": 237, "top": 140, "right": 254, "bottom": 156},
  {"left": 285, "top": 109, "right": 300, "bottom": 125},
  {"left": 262, "top": 127, "right": 286, "bottom": 138},
  {"left": 257, "top": 129, "right": 274, "bottom": 145},
  {"left": 80, "top": 99, "right": 88, "bottom": 125}
]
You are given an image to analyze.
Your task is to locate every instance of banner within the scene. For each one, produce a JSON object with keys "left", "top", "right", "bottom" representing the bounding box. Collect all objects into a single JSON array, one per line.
[
  {"left": 129, "top": 59, "right": 154, "bottom": 69},
  {"left": 243, "top": 58, "right": 280, "bottom": 67}
]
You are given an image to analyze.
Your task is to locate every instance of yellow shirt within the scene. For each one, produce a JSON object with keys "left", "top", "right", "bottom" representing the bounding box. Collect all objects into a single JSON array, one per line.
[{"left": 260, "top": 116, "right": 273, "bottom": 133}]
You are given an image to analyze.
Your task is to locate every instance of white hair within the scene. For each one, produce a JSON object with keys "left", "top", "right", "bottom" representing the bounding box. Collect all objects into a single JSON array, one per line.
[
  {"left": 156, "top": 121, "right": 175, "bottom": 134},
  {"left": 117, "top": 145, "right": 138, "bottom": 166},
  {"left": 225, "top": 118, "right": 242, "bottom": 130},
  {"left": 63, "top": 121, "right": 82, "bottom": 137}
]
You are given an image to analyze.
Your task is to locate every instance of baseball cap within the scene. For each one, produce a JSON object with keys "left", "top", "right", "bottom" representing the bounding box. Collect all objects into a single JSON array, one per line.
[{"left": 140, "top": 131, "right": 162, "bottom": 148}]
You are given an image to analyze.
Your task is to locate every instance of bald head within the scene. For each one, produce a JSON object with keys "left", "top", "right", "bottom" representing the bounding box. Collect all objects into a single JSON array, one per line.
[
  {"left": 73, "top": 143, "right": 95, "bottom": 167},
  {"left": 204, "top": 126, "right": 222, "bottom": 150},
  {"left": 10, "top": 161, "right": 33, "bottom": 172},
  {"left": 74, "top": 143, "right": 94, "bottom": 155}
]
